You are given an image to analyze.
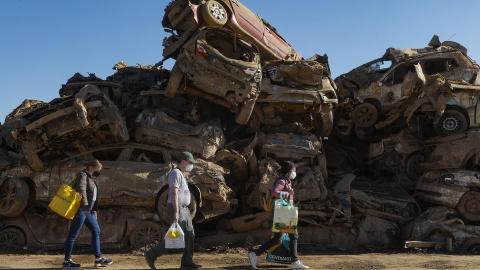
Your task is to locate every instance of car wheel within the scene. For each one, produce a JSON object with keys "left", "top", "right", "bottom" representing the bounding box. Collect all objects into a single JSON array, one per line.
[
  {"left": 405, "top": 153, "right": 424, "bottom": 181},
  {"left": 434, "top": 110, "right": 468, "bottom": 136},
  {"left": 201, "top": 0, "right": 228, "bottom": 27},
  {"left": 235, "top": 98, "right": 256, "bottom": 125},
  {"left": 0, "top": 228, "right": 26, "bottom": 250},
  {"left": 461, "top": 237, "right": 480, "bottom": 253},
  {"left": 352, "top": 102, "right": 379, "bottom": 128},
  {"left": 129, "top": 221, "right": 164, "bottom": 250},
  {"left": 0, "top": 178, "right": 29, "bottom": 217},
  {"left": 157, "top": 190, "right": 197, "bottom": 224},
  {"left": 457, "top": 191, "right": 480, "bottom": 222},
  {"left": 165, "top": 64, "right": 184, "bottom": 98}
]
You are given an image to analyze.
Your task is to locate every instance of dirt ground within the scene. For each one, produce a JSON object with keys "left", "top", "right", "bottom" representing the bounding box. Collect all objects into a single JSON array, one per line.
[{"left": 2, "top": 250, "right": 480, "bottom": 270}]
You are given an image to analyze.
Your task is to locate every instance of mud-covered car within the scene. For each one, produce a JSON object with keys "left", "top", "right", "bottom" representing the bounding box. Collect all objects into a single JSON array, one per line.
[
  {"left": 420, "top": 129, "right": 480, "bottom": 171},
  {"left": 255, "top": 57, "right": 338, "bottom": 137},
  {"left": 403, "top": 206, "right": 480, "bottom": 252},
  {"left": 7, "top": 85, "right": 129, "bottom": 172},
  {"left": 165, "top": 27, "right": 262, "bottom": 125},
  {"left": 162, "top": 0, "right": 302, "bottom": 62},
  {"left": 0, "top": 206, "right": 166, "bottom": 250},
  {"left": 135, "top": 109, "right": 225, "bottom": 159},
  {"left": 0, "top": 143, "right": 234, "bottom": 223},
  {"left": 335, "top": 36, "right": 480, "bottom": 132},
  {"left": 415, "top": 170, "right": 480, "bottom": 222}
]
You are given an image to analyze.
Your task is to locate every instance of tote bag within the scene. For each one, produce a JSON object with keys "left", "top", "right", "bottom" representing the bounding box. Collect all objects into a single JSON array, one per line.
[
  {"left": 165, "top": 221, "right": 185, "bottom": 249},
  {"left": 48, "top": 175, "right": 82, "bottom": 219},
  {"left": 271, "top": 192, "right": 298, "bottom": 234},
  {"left": 266, "top": 233, "right": 291, "bottom": 264}
]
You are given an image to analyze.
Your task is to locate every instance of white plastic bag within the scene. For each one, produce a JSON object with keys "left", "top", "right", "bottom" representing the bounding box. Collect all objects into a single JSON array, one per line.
[{"left": 165, "top": 221, "right": 185, "bottom": 249}]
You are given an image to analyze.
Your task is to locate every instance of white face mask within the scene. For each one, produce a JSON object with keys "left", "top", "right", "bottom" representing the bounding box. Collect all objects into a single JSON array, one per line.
[
  {"left": 289, "top": 172, "right": 296, "bottom": 180},
  {"left": 186, "top": 164, "right": 194, "bottom": 172}
]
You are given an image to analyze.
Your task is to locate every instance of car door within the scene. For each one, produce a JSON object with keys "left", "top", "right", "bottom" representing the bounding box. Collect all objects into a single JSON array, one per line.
[{"left": 113, "top": 147, "right": 172, "bottom": 205}]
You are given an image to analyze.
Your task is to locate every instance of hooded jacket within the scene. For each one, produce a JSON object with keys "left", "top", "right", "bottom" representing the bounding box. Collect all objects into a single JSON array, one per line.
[{"left": 74, "top": 169, "right": 99, "bottom": 212}]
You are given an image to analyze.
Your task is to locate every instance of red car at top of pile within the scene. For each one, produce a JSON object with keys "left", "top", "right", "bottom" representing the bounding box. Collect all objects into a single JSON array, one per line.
[{"left": 162, "top": 0, "right": 302, "bottom": 62}]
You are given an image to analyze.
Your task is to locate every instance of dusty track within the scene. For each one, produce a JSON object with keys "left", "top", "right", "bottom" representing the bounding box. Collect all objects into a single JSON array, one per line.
[{"left": 1, "top": 251, "right": 480, "bottom": 269}]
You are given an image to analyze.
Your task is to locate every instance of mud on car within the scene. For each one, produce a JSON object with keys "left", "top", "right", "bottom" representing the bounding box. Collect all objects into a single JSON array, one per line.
[
  {"left": 334, "top": 36, "right": 480, "bottom": 137},
  {"left": 162, "top": 0, "right": 302, "bottom": 62},
  {"left": 0, "top": 143, "right": 235, "bottom": 224},
  {"left": 165, "top": 27, "right": 262, "bottom": 125}
]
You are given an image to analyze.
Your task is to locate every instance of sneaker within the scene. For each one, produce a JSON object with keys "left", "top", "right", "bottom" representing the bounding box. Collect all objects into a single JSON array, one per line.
[
  {"left": 144, "top": 251, "right": 157, "bottom": 270},
  {"left": 248, "top": 252, "right": 258, "bottom": 269},
  {"left": 94, "top": 257, "right": 114, "bottom": 267},
  {"left": 291, "top": 260, "right": 309, "bottom": 269},
  {"left": 62, "top": 259, "right": 81, "bottom": 269},
  {"left": 180, "top": 262, "right": 202, "bottom": 269}
]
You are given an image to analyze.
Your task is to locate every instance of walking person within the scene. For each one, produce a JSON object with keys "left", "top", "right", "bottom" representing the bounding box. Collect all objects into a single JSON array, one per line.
[
  {"left": 248, "top": 161, "right": 309, "bottom": 269},
  {"left": 62, "top": 160, "right": 113, "bottom": 269},
  {"left": 144, "top": 151, "right": 202, "bottom": 269}
]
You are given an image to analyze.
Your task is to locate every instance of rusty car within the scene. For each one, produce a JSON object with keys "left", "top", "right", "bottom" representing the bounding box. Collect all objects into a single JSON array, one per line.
[
  {"left": 0, "top": 206, "right": 166, "bottom": 250},
  {"left": 0, "top": 143, "right": 235, "bottom": 223},
  {"left": 335, "top": 36, "right": 480, "bottom": 135},
  {"left": 255, "top": 57, "right": 338, "bottom": 137},
  {"left": 6, "top": 85, "right": 129, "bottom": 172},
  {"left": 161, "top": 0, "right": 302, "bottom": 62},
  {"left": 415, "top": 170, "right": 480, "bottom": 222},
  {"left": 165, "top": 27, "right": 262, "bottom": 125}
]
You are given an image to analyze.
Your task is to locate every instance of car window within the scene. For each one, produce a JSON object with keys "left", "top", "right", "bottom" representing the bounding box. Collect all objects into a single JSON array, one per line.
[
  {"left": 91, "top": 148, "right": 123, "bottom": 161},
  {"left": 129, "top": 149, "right": 166, "bottom": 164},
  {"left": 369, "top": 60, "right": 392, "bottom": 73},
  {"left": 384, "top": 63, "right": 417, "bottom": 85},
  {"left": 423, "top": 58, "right": 458, "bottom": 75}
]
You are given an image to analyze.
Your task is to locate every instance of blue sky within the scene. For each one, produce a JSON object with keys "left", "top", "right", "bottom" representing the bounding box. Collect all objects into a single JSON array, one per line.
[{"left": 1, "top": 0, "right": 480, "bottom": 123}]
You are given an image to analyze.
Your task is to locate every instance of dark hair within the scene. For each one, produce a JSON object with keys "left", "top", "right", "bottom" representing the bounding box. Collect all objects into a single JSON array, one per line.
[{"left": 280, "top": 161, "right": 295, "bottom": 176}]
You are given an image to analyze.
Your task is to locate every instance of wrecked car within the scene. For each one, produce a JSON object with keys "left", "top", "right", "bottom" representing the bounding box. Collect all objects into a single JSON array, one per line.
[
  {"left": 7, "top": 85, "right": 129, "bottom": 172},
  {"left": 335, "top": 36, "right": 480, "bottom": 133},
  {"left": 162, "top": 0, "right": 302, "bottom": 62},
  {"left": 255, "top": 57, "right": 338, "bottom": 137},
  {"left": 403, "top": 206, "right": 480, "bottom": 252},
  {"left": 0, "top": 206, "right": 166, "bottom": 250},
  {"left": 135, "top": 109, "right": 225, "bottom": 159},
  {"left": 0, "top": 143, "right": 234, "bottom": 223},
  {"left": 165, "top": 27, "right": 262, "bottom": 125},
  {"left": 415, "top": 170, "right": 480, "bottom": 222}
]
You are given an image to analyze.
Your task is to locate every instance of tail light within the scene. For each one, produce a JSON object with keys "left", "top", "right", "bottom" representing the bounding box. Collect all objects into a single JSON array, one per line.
[{"left": 196, "top": 44, "right": 208, "bottom": 57}]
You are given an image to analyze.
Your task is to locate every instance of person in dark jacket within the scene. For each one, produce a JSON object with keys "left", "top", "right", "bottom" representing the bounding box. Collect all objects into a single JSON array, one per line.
[
  {"left": 248, "top": 161, "right": 309, "bottom": 269},
  {"left": 62, "top": 160, "right": 113, "bottom": 269}
]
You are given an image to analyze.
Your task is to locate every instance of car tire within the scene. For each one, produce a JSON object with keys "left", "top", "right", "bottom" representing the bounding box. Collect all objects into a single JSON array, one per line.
[
  {"left": 157, "top": 190, "right": 197, "bottom": 224},
  {"left": 165, "top": 64, "right": 184, "bottom": 98},
  {"left": 457, "top": 191, "right": 480, "bottom": 222},
  {"left": 0, "top": 227, "right": 26, "bottom": 250},
  {"left": 405, "top": 153, "right": 424, "bottom": 181},
  {"left": 352, "top": 102, "right": 379, "bottom": 128},
  {"left": 434, "top": 109, "right": 468, "bottom": 137},
  {"left": 201, "top": 0, "right": 228, "bottom": 27},
  {"left": 461, "top": 237, "right": 480, "bottom": 253},
  {"left": 0, "top": 178, "right": 29, "bottom": 217},
  {"left": 235, "top": 98, "right": 256, "bottom": 125},
  {"left": 129, "top": 221, "right": 164, "bottom": 250}
]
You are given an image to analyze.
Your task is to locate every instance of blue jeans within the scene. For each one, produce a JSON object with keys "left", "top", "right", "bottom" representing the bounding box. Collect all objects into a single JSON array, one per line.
[{"left": 64, "top": 210, "right": 102, "bottom": 260}]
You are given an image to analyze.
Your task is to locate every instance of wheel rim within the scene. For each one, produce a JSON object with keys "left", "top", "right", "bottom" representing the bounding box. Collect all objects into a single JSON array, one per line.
[
  {"left": 0, "top": 182, "right": 16, "bottom": 211},
  {"left": 354, "top": 106, "right": 377, "bottom": 127},
  {"left": 463, "top": 194, "right": 480, "bottom": 215},
  {"left": 133, "top": 225, "right": 162, "bottom": 249},
  {"left": 442, "top": 117, "right": 459, "bottom": 131},
  {"left": 0, "top": 231, "right": 21, "bottom": 247},
  {"left": 209, "top": 3, "right": 226, "bottom": 20}
]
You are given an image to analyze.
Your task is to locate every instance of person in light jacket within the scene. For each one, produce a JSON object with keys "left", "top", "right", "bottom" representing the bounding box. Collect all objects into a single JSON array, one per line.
[
  {"left": 62, "top": 160, "right": 113, "bottom": 269},
  {"left": 248, "top": 161, "right": 309, "bottom": 269}
]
